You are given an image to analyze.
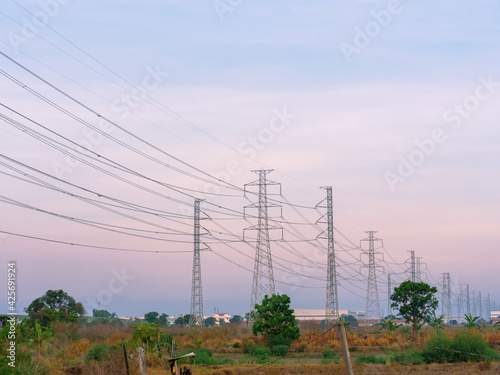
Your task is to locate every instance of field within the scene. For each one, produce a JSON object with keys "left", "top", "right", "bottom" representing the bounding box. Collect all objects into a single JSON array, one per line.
[{"left": 2, "top": 319, "right": 500, "bottom": 374}]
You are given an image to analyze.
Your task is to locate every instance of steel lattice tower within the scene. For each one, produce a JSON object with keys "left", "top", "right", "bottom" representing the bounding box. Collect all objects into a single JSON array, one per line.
[
  {"left": 486, "top": 293, "right": 491, "bottom": 321},
  {"left": 361, "top": 231, "right": 382, "bottom": 322},
  {"left": 466, "top": 284, "right": 471, "bottom": 315},
  {"left": 321, "top": 186, "right": 339, "bottom": 327},
  {"left": 472, "top": 290, "right": 477, "bottom": 316},
  {"left": 244, "top": 169, "right": 280, "bottom": 322},
  {"left": 387, "top": 273, "right": 392, "bottom": 318},
  {"left": 441, "top": 273, "right": 452, "bottom": 322},
  {"left": 189, "top": 199, "right": 204, "bottom": 327},
  {"left": 416, "top": 257, "right": 422, "bottom": 282},
  {"left": 407, "top": 250, "right": 416, "bottom": 282},
  {"left": 478, "top": 291, "right": 483, "bottom": 319}
]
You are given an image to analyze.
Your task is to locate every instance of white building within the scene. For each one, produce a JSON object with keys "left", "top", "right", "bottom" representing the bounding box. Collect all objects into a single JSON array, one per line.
[{"left": 293, "top": 309, "right": 363, "bottom": 321}]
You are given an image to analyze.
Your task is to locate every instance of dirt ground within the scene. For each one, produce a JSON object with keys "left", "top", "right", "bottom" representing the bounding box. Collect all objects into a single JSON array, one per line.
[{"left": 202, "top": 362, "right": 500, "bottom": 374}]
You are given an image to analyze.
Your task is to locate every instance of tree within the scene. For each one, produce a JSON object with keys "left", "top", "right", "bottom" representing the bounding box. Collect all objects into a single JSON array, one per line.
[
  {"left": 339, "top": 314, "right": 358, "bottom": 328},
  {"left": 174, "top": 314, "right": 191, "bottom": 327},
  {"left": 93, "top": 309, "right": 116, "bottom": 318},
  {"left": 25, "top": 289, "right": 85, "bottom": 327},
  {"left": 132, "top": 322, "right": 161, "bottom": 352},
  {"left": 145, "top": 311, "right": 159, "bottom": 323},
  {"left": 204, "top": 317, "right": 217, "bottom": 327},
  {"left": 390, "top": 281, "right": 438, "bottom": 339},
  {"left": 229, "top": 315, "right": 243, "bottom": 324},
  {"left": 464, "top": 314, "right": 480, "bottom": 332},
  {"left": 426, "top": 312, "right": 445, "bottom": 334},
  {"left": 252, "top": 294, "right": 300, "bottom": 348},
  {"left": 377, "top": 318, "right": 399, "bottom": 336}
]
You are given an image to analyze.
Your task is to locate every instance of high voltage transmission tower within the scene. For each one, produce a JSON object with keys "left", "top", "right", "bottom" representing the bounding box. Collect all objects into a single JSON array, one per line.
[
  {"left": 466, "top": 284, "right": 471, "bottom": 315},
  {"left": 244, "top": 169, "right": 281, "bottom": 322},
  {"left": 441, "top": 273, "right": 452, "bottom": 322},
  {"left": 316, "top": 186, "right": 339, "bottom": 327},
  {"left": 416, "top": 257, "right": 422, "bottom": 282},
  {"left": 387, "top": 273, "right": 392, "bottom": 317},
  {"left": 407, "top": 250, "right": 416, "bottom": 282},
  {"left": 478, "top": 291, "right": 483, "bottom": 319},
  {"left": 361, "top": 231, "right": 383, "bottom": 322},
  {"left": 486, "top": 293, "right": 491, "bottom": 321},
  {"left": 472, "top": 290, "right": 477, "bottom": 316},
  {"left": 189, "top": 198, "right": 207, "bottom": 327}
]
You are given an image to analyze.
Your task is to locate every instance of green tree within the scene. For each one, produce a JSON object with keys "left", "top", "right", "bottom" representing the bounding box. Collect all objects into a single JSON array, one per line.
[
  {"left": 157, "top": 313, "right": 169, "bottom": 326},
  {"left": 426, "top": 312, "right": 445, "bottom": 334},
  {"left": 145, "top": 311, "right": 159, "bottom": 323},
  {"left": 339, "top": 314, "right": 358, "bottom": 328},
  {"left": 174, "top": 314, "right": 191, "bottom": 327},
  {"left": 92, "top": 309, "right": 116, "bottom": 318},
  {"left": 204, "top": 317, "right": 217, "bottom": 327},
  {"left": 377, "top": 318, "right": 399, "bottom": 336},
  {"left": 132, "top": 322, "right": 160, "bottom": 352},
  {"left": 229, "top": 315, "right": 242, "bottom": 324},
  {"left": 390, "top": 281, "right": 438, "bottom": 339},
  {"left": 464, "top": 313, "right": 480, "bottom": 332},
  {"left": 252, "top": 294, "right": 300, "bottom": 348},
  {"left": 24, "top": 289, "right": 85, "bottom": 327}
]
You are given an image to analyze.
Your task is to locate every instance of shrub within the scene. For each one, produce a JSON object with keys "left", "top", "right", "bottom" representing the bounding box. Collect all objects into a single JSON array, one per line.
[
  {"left": 321, "top": 350, "right": 338, "bottom": 359},
  {"left": 86, "top": 343, "right": 113, "bottom": 362},
  {"left": 267, "top": 334, "right": 292, "bottom": 348},
  {"left": 390, "top": 348, "right": 425, "bottom": 365},
  {"left": 356, "top": 355, "right": 387, "bottom": 364},
  {"left": 423, "top": 331, "right": 500, "bottom": 363},
  {"left": 271, "top": 345, "right": 289, "bottom": 356},
  {"left": 248, "top": 345, "right": 271, "bottom": 360},
  {"left": 321, "top": 350, "right": 340, "bottom": 364},
  {"left": 193, "top": 347, "right": 217, "bottom": 365}
]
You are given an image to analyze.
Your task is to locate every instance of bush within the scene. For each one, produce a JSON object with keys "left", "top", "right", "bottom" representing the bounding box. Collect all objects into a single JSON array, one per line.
[
  {"left": 193, "top": 347, "right": 218, "bottom": 365},
  {"left": 390, "top": 348, "right": 425, "bottom": 365},
  {"left": 86, "top": 343, "right": 113, "bottom": 362},
  {"left": 321, "top": 350, "right": 340, "bottom": 364},
  {"left": 272, "top": 345, "right": 289, "bottom": 356},
  {"left": 267, "top": 334, "right": 292, "bottom": 348},
  {"left": 321, "top": 350, "right": 338, "bottom": 359},
  {"left": 423, "top": 331, "right": 500, "bottom": 363},
  {"left": 356, "top": 355, "right": 387, "bottom": 364},
  {"left": 248, "top": 345, "right": 271, "bottom": 361}
]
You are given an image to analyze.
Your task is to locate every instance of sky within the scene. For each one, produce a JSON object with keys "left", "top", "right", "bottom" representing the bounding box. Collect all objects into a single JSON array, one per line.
[{"left": 0, "top": 0, "right": 499, "bottom": 319}]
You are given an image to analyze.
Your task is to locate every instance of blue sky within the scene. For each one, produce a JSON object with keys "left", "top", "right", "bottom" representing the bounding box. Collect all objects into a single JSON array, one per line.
[{"left": 0, "top": 0, "right": 499, "bottom": 318}]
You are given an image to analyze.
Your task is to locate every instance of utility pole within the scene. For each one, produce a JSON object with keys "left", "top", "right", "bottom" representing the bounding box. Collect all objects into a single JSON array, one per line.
[
  {"left": 361, "top": 231, "right": 382, "bottom": 323},
  {"left": 441, "top": 273, "right": 452, "bottom": 323},
  {"left": 244, "top": 169, "right": 281, "bottom": 322},
  {"left": 189, "top": 198, "right": 205, "bottom": 327},
  {"left": 317, "top": 186, "right": 339, "bottom": 327}
]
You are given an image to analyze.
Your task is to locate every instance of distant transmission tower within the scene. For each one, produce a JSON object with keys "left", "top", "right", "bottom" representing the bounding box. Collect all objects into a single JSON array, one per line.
[
  {"left": 244, "top": 169, "right": 281, "bottom": 322},
  {"left": 472, "top": 290, "right": 477, "bottom": 316},
  {"left": 416, "top": 257, "right": 422, "bottom": 282},
  {"left": 189, "top": 198, "right": 206, "bottom": 327},
  {"left": 318, "top": 186, "right": 339, "bottom": 327},
  {"left": 466, "top": 284, "right": 471, "bottom": 315},
  {"left": 478, "top": 291, "right": 483, "bottom": 319},
  {"left": 361, "top": 231, "right": 382, "bottom": 322},
  {"left": 407, "top": 250, "right": 416, "bottom": 282},
  {"left": 486, "top": 293, "right": 491, "bottom": 321},
  {"left": 387, "top": 273, "right": 392, "bottom": 317},
  {"left": 441, "top": 273, "right": 452, "bottom": 322}
]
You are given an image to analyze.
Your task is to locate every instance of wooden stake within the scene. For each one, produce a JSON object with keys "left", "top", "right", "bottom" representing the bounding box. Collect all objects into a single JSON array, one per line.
[
  {"left": 337, "top": 322, "right": 354, "bottom": 375},
  {"left": 122, "top": 342, "right": 130, "bottom": 375},
  {"left": 138, "top": 346, "right": 148, "bottom": 375}
]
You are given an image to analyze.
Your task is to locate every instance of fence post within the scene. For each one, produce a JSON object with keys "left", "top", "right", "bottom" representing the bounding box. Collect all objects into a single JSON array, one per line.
[
  {"left": 122, "top": 342, "right": 130, "bottom": 375},
  {"left": 138, "top": 346, "right": 148, "bottom": 375},
  {"left": 337, "top": 322, "right": 354, "bottom": 375}
]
